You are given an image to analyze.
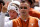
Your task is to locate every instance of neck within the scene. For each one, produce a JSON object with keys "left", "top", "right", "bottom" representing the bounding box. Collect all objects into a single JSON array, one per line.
[{"left": 20, "top": 14, "right": 29, "bottom": 21}]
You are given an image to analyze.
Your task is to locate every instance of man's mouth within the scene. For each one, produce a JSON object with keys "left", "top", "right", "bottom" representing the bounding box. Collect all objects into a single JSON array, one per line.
[{"left": 21, "top": 12, "right": 26, "bottom": 14}]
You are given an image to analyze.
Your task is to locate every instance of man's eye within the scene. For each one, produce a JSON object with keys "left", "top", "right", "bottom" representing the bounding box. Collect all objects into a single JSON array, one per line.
[{"left": 24, "top": 7, "right": 27, "bottom": 9}]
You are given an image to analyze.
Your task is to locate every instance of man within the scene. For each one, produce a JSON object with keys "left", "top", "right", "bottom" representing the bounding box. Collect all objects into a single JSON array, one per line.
[
  {"left": 23, "top": 0, "right": 40, "bottom": 18},
  {"left": 0, "top": 0, "right": 7, "bottom": 27},
  {"left": 0, "top": 1, "right": 7, "bottom": 27},
  {"left": 3, "top": 0, "right": 40, "bottom": 27},
  {"left": 5, "top": 1, "right": 20, "bottom": 17},
  {"left": 5, "top": 1, "right": 20, "bottom": 22}
]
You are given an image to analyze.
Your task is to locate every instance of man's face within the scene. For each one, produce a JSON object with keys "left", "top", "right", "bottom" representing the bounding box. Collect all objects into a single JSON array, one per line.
[
  {"left": 19, "top": 3, "right": 30, "bottom": 16},
  {"left": 9, "top": 10, "right": 18, "bottom": 19}
]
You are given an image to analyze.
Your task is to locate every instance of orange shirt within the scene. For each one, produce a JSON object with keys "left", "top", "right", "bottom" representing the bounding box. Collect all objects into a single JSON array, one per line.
[
  {"left": 29, "top": 8, "right": 40, "bottom": 18},
  {"left": 12, "top": 16, "right": 39, "bottom": 27}
]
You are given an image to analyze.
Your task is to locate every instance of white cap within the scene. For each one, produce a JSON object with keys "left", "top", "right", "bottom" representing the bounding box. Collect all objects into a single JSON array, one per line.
[
  {"left": 7, "top": 2, "right": 19, "bottom": 14},
  {"left": 11, "top": 1, "right": 20, "bottom": 6}
]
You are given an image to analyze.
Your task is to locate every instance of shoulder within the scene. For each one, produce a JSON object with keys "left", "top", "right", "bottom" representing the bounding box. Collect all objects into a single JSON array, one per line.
[
  {"left": 29, "top": 16, "right": 39, "bottom": 21},
  {"left": 12, "top": 17, "right": 20, "bottom": 22},
  {"left": 29, "top": 16, "right": 39, "bottom": 24}
]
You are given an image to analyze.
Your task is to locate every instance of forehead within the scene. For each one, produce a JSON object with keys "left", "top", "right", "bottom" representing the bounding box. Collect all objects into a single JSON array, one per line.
[
  {"left": 9, "top": 10, "right": 16, "bottom": 12},
  {"left": 19, "top": 3, "right": 29, "bottom": 7}
]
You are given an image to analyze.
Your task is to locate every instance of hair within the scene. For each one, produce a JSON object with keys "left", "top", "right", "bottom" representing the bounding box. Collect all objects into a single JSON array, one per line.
[
  {"left": 28, "top": 0, "right": 35, "bottom": 4},
  {"left": 0, "top": 0, "right": 5, "bottom": 6},
  {"left": 21, "top": 0, "right": 35, "bottom": 4},
  {"left": 21, "top": 0, "right": 25, "bottom": 3},
  {"left": 20, "top": 0, "right": 30, "bottom": 7}
]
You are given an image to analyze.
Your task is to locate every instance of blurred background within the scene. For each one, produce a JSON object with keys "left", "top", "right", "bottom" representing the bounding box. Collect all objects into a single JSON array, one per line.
[{"left": 3, "top": 0, "right": 39, "bottom": 6}]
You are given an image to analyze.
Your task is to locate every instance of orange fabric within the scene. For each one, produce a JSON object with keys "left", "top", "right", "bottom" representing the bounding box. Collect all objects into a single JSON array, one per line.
[
  {"left": 12, "top": 16, "right": 39, "bottom": 27},
  {"left": 29, "top": 8, "right": 40, "bottom": 18},
  {"left": 21, "top": 18, "right": 29, "bottom": 27}
]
